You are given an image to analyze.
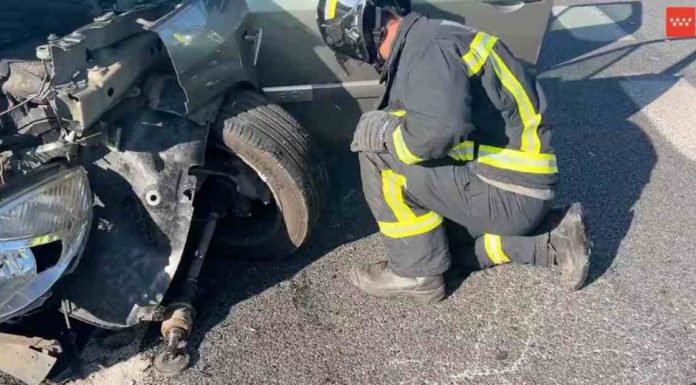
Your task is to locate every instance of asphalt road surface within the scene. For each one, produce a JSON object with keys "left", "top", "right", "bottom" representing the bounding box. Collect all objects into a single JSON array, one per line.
[{"left": 3, "top": 0, "right": 696, "bottom": 384}]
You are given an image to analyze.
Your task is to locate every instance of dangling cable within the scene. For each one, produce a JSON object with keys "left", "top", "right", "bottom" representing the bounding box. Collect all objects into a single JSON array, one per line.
[{"left": 0, "top": 61, "right": 50, "bottom": 118}]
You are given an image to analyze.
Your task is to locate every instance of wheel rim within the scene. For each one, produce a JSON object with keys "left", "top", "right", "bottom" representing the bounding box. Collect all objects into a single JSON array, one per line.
[{"left": 200, "top": 146, "right": 283, "bottom": 249}]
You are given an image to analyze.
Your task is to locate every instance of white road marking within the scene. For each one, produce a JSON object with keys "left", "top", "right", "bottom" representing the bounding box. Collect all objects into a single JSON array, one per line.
[
  {"left": 552, "top": 5, "right": 635, "bottom": 42},
  {"left": 621, "top": 78, "right": 696, "bottom": 161}
]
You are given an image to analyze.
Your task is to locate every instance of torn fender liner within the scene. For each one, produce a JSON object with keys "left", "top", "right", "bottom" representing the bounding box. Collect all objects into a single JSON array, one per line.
[
  {"left": 62, "top": 108, "right": 206, "bottom": 329},
  {"left": 147, "top": 0, "right": 257, "bottom": 114},
  {"left": 0, "top": 333, "right": 61, "bottom": 385}
]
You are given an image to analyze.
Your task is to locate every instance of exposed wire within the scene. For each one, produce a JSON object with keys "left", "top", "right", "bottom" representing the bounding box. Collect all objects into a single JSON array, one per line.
[
  {"left": 0, "top": 60, "right": 52, "bottom": 184},
  {"left": 0, "top": 61, "right": 50, "bottom": 118}
]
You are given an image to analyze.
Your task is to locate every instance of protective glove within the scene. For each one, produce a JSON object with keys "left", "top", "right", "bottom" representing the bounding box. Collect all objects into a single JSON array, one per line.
[{"left": 350, "top": 110, "right": 400, "bottom": 153}]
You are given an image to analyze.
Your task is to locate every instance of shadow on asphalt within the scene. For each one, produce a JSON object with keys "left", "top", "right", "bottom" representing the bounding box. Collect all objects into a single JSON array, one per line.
[
  {"left": 174, "top": 147, "right": 376, "bottom": 369},
  {"left": 535, "top": 2, "right": 694, "bottom": 286},
  {"left": 543, "top": 2, "right": 643, "bottom": 69},
  {"left": 434, "top": 1, "right": 689, "bottom": 293},
  {"left": 542, "top": 74, "right": 657, "bottom": 286}
]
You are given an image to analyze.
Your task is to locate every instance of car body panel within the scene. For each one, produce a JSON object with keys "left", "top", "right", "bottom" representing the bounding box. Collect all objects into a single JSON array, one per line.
[
  {"left": 252, "top": 0, "right": 550, "bottom": 88},
  {"left": 149, "top": 0, "right": 258, "bottom": 114},
  {"left": 62, "top": 108, "right": 206, "bottom": 329}
]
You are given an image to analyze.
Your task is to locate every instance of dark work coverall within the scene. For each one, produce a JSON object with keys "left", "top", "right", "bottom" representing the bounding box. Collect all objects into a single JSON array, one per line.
[{"left": 360, "top": 13, "right": 558, "bottom": 278}]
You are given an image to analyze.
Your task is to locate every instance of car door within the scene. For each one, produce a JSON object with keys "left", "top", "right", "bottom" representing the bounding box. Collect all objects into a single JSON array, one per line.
[{"left": 248, "top": 0, "right": 553, "bottom": 143}]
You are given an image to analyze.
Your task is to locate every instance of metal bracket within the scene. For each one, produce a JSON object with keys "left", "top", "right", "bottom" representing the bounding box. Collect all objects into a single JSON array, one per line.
[
  {"left": 243, "top": 28, "right": 263, "bottom": 67},
  {"left": 0, "top": 332, "right": 62, "bottom": 385}
]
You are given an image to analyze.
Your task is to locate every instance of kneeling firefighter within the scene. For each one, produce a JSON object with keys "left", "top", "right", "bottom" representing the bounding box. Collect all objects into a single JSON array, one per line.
[{"left": 317, "top": 0, "right": 591, "bottom": 303}]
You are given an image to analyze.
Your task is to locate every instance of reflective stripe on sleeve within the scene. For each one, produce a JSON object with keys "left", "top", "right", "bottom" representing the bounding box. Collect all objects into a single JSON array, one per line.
[
  {"left": 390, "top": 109, "right": 407, "bottom": 117},
  {"left": 378, "top": 170, "right": 444, "bottom": 239},
  {"left": 392, "top": 126, "right": 424, "bottom": 165},
  {"left": 460, "top": 32, "right": 544, "bottom": 154},
  {"left": 462, "top": 32, "right": 498, "bottom": 77},
  {"left": 448, "top": 140, "right": 475, "bottom": 161},
  {"left": 489, "top": 50, "right": 542, "bottom": 153},
  {"left": 484, "top": 234, "right": 511, "bottom": 264},
  {"left": 478, "top": 145, "right": 557, "bottom": 174}
]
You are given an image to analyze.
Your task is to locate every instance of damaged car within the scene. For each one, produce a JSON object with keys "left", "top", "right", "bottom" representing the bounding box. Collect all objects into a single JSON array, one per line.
[{"left": 0, "top": 0, "right": 326, "bottom": 381}]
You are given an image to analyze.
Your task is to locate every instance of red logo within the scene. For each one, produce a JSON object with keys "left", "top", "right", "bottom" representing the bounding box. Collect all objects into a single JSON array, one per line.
[{"left": 666, "top": 7, "right": 695, "bottom": 37}]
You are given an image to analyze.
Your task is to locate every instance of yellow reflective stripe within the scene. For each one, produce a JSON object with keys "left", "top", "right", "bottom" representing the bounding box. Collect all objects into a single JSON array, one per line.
[
  {"left": 489, "top": 50, "right": 542, "bottom": 153},
  {"left": 462, "top": 32, "right": 498, "bottom": 77},
  {"left": 390, "top": 109, "right": 407, "bottom": 117},
  {"left": 478, "top": 144, "right": 557, "bottom": 174},
  {"left": 448, "top": 140, "right": 475, "bottom": 161},
  {"left": 460, "top": 32, "right": 543, "bottom": 154},
  {"left": 447, "top": 142, "right": 557, "bottom": 174},
  {"left": 392, "top": 126, "right": 423, "bottom": 165},
  {"left": 381, "top": 170, "right": 415, "bottom": 222},
  {"left": 378, "top": 170, "right": 443, "bottom": 238},
  {"left": 462, "top": 33, "right": 484, "bottom": 72},
  {"left": 378, "top": 211, "right": 443, "bottom": 238},
  {"left": 484, "top": 234, "right": 510, "bottom": 264},
  {"left": 326, "top": 0, "right": 339, "bottom": 19},
  {"left": 29, "top": 234, "right": 60, "bottom": 247}
]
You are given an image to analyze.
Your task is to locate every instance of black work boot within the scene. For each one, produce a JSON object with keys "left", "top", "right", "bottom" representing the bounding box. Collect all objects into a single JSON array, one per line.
[
  {"left": 548, "top": 203, "right": 591, "bottom": 290},
  {"left": 348, "top": 261, "right": 446, "bottom": 304}
]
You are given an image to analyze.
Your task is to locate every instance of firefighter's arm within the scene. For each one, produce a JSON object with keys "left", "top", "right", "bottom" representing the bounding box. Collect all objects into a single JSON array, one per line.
[{"left": 386, "top": 39, "right": 475, "bottom": 164}]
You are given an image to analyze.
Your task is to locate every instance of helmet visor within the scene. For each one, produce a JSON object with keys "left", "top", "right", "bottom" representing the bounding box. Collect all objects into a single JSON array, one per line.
[
  {"left": 323, "top": 0, "right": 365, "bottom": 20},
  {"left": 319, "top": 0, "right": 373, "bottom": 62}
]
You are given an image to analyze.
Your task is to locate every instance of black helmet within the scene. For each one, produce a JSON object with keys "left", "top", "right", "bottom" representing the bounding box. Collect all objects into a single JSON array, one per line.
[{"left": 317, "top": 0, "right": 410, "bottom": 64}]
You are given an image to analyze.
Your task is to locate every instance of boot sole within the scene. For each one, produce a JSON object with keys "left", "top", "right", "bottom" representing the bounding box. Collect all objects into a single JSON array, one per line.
[
  {"left": 359, "top": 285, "right": 447, "bottom": 304},
  {"left": 562, "top": 203, "right": 591, "bottom": 290},
  {"left": 348, "top": 271, "right": 446, "bottom": 304}
]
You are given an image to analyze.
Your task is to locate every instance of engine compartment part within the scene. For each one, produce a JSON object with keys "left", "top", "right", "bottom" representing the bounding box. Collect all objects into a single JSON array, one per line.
[
  {"left": 0, "top": 61, "right": 48, "bottom": 101},
  {"left": 52, "top": 32, "right": 166, "bottom": 133},
  {"left": 45, "top": 4, "right": 173, "bottom": 134},
  {"left": 15, "top": 105, "right": 59, "bottom": 137},
  {"left": 154, "top": 213, "right": 219, "bottom": 376}
]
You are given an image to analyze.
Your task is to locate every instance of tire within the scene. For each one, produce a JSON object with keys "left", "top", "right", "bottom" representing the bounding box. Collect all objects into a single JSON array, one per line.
[{"left": 209, "top": 90, "right": 327, "bottom": 258}]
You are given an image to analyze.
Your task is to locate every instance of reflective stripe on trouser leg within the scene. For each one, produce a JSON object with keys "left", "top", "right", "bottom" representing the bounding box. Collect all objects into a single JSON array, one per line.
[
  {"left": 474, "top": 233, "right": 547, "bottom": 268},
  {"left": 358, "top": 152, "right": 451, "bottom": 277},
  {"left": 378, "top": 169, "right": 443, "bottom": 238}
]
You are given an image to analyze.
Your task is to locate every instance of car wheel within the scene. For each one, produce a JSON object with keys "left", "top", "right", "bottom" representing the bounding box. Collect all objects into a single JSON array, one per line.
[{"left": 207, "top": 90, "right": 327, "bottom": 258}]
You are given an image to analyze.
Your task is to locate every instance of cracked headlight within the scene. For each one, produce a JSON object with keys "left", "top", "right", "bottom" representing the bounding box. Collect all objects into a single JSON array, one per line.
[{"left": 0, "top": 166, "right": 92, "bottom": 321}]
